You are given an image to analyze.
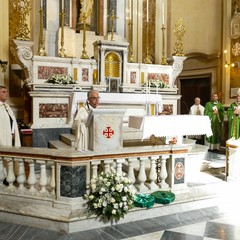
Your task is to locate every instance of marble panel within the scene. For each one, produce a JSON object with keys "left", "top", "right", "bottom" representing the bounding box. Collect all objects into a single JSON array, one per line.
[
  {"left": 32, "top": 128, "right": 71, "bottom": 148},
  {"left": 60, "top": 165, "right": 87, "bottom": 198}
]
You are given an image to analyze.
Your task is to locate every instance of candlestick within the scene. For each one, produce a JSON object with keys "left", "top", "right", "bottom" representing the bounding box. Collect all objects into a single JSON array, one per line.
[
  {"left": 162, "top": 0, "right": 165, "bottom": 24},
  {"left": 146, "top": 0, "right": 149, "bottom": 22},
  {"left": 129, "top": 0, "right": 132, "bottom": 19}
]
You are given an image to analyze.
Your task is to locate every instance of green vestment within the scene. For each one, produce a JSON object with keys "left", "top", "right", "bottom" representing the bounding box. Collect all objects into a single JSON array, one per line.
[
  {"left": 227, "top": 102, "right": 240, "bottom": 139},
  {"left": 204, "top": 101, "right": 224, "bottom": 144}
]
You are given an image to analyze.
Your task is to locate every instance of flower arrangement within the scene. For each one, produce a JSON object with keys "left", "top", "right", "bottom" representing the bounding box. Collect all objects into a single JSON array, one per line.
[
  {"left": 45, "top": 74, "right": 75, "bottom": 85},
  {"left": 84, "top": 168, "right": 135, "bottom": 223},
  {"left": 142, "top": 79, "right": 168, "bottom": 88}
]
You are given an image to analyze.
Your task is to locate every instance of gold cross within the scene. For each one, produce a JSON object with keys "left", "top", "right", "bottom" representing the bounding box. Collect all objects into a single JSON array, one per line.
[{"left": 108, "top": 10, "right": 118, "bottom": 41}]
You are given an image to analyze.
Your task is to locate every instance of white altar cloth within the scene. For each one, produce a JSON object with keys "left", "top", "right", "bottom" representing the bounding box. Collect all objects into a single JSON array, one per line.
[
  {"left": 70, "top": 92, "right": 163, "bottom": 121},
  {"left": 128, "top": 115, "right": 213, "bottom": 139}
]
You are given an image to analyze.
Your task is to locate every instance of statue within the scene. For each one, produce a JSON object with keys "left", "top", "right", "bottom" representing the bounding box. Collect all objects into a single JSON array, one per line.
[{"left": 77, "top": 0, "right": 94, "bottom": 31}]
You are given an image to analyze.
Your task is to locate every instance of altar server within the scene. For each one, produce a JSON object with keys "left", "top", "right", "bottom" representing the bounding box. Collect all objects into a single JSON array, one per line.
[
  {"left": 228, "top": 95, "right": 240, "bottom": 139},
  {"left": 189, "top": 97, "right": 204, "bottom": 115},
  {"left": 74, "top": 90, "right": 100, "bottom": 151},
  {"left": 204, "top": 93, "right": 224, "bottom": 151}
]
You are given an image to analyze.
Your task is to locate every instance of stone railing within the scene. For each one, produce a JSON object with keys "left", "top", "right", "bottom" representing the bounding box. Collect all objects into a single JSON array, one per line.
[{"left": 0, "top": 145, "right": 189, "bottom": 210}]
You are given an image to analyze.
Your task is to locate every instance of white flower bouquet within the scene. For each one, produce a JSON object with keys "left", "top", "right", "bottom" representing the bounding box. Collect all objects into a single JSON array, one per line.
[
  {"left": 45, "top": 74, "right": 75, "bottom": 85},
  {"left": 84, "top": 168, "right": 135, "bottom": 223},
  {"left": 142, "top": 79, "right": 168, "bottom": 88}
]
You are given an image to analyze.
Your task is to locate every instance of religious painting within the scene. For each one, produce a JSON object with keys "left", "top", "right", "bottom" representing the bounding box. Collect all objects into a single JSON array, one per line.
[
  {"left": 82, "top": 68, "right": 89, "bottom": 81},
  {"left": 130, "top": 71, "right": 137, "bottom": 84},
  {"left": 38, "top": 66, "right": 68, "bottom": 80},
  {"left": 147, "top": 73, "right": 169, "bottom": 86},
  {"left": 39, "top": 103, "right": 68, "bottom": 118},
  {"left": 109, "top": 79, "right": 118, "bottom": 92},
  {"left": 161, "top": 104, "right": 173, "bottom": 115},
  {"left": 174, "top": 157, "right": 185, "bottom": 184}
]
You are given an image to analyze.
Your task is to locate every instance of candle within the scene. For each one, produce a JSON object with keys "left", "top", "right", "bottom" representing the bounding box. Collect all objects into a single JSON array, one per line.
[
  {"left": 146, "top": 0, "right": 149, "bottom": 22},
  {"left": 129, "top": 0, "right": 132, "bottom": 19},
  {"left": 40, "top": 0, "right": 43, "bottom": 8},
  {"left": 162, "top": 0, "right": 165, "bottom": 24},
  {"left": 61, "top": 0, "right": 64, "bottom": 11}
]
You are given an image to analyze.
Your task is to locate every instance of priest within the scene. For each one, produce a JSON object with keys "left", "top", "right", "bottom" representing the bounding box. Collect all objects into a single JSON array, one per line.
[
  {"left": 227, "top": 95, "right": 240, "bottom": 139},
  {"left": 204, "top": 93, "right": 224, "bottom": 151},
  {"left": 74, "top": 90, "right": 100, "bottom": 151}
]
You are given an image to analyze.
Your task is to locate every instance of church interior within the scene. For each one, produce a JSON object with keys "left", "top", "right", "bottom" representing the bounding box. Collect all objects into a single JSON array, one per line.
[{"left": 1, "top": 0, "right": 240, "bottom": 239}]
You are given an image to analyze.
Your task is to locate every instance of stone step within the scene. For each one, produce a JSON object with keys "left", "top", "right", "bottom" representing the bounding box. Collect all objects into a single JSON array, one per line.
[
  {"left": 48, "top": 140, "right": 74, "bottom": 149},
  {"left": 60, "top": 133, "right": 76, "bottom": 147}
]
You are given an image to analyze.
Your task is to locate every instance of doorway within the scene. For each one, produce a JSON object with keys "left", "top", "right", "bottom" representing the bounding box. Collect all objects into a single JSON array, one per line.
[{"left": 179, "top": 75, "right": 211, "bottom": 114}]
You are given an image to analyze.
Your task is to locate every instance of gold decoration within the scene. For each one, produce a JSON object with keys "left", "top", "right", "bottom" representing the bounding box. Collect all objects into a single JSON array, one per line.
[
  {"left": 38, "top": 5, "right": 47, "bottom": 56},
  {"left": 108, "top": 10, "right": 118, "bottom": 41},
  {"left": 173, "top": 17, "right": 186, "bottom": 56},
  {"left": 105, "top": 52, "right": 120, "bottom": 78},
  {"left": 161, "top": 24, "right": 168, "bottom": 65},
  {"left": 143, "top": 22, "right": 152, "bottom": 64},
  {"left": 149, "top": 134, "right": 165, "bottom": 145},
  {"left": 80, "top": 13, "right": 90, "bottom": 59},
  {"left": 128, "top": 19, "right": 135, "bottom": 63},
  {"left": 0, "top": 60, "right": 8, "bottom": 73},
  {"left": 13, "top": 0, "right": 31, "bottom": 40},
  {"left": 58, "top": 10, "right": 67, "bottom": 58}
]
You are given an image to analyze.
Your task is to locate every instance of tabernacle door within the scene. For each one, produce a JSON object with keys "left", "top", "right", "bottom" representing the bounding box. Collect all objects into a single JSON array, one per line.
[{"left": 86, "top": 109, "right": 125, "bottom": 151}]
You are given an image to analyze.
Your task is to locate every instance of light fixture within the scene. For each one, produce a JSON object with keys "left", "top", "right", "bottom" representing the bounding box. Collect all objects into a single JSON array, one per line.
[{"left": 0, "top": 60, "right": 8, "bottom": 72}]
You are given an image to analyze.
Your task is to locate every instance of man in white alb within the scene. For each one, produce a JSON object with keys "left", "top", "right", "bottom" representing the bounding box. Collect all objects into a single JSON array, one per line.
[
  {"left": 189, "top": 97, "right": 205, "bottom": 116},
  {"left": 189, "top": 97, "right": 205, "bottom": 144},
  {"left": 74, "top": 90, "right": 100, "bottom": 151}
]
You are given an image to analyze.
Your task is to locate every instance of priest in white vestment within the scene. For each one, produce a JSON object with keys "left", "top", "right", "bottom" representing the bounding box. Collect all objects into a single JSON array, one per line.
[
  {"left": 0, "top": 86, "right": 21, "bottom": 182},
  {"left": 189, "top": 97, "right": 205, "bottom": 116},
  {"left": 74, "top": 90, "right": 100, "bottom": 151},
  {"left": 0, "top": 86, "right": 21, "bottom": 147}
]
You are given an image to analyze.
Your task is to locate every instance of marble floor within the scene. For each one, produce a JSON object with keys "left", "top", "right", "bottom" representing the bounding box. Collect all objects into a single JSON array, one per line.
[{"left": 1, "top": 151, "right": 240, "bottom": 240}]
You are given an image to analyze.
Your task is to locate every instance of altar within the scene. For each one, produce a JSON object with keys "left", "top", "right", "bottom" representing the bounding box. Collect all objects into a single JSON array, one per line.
[{"left": 128, "top": 115, "right": 213, "bottom": 141}]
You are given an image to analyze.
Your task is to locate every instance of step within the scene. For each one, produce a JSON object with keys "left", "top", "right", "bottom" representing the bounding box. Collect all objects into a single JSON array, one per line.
[
  {"left": 48, "top": 140, "right": 74, "bottom": 149},
  {"left": 60, "top": 133, "right": 76, "bottom": 147}
]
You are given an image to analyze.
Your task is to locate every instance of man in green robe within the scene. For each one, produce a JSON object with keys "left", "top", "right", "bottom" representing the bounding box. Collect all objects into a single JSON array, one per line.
[
  {"left": 204, "top": 93, "right": 224, "bottom": 151},
  {"left": 227, "top": 95, "right": 240, "bottom": 139}
]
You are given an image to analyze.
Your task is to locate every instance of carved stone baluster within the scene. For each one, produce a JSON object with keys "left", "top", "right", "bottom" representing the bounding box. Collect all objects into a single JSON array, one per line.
[
  {"left": 116, "top": 158, "right": 125, "bottom": 176},
  {"left": 148, "top": 156, "right": 159, "bottom": 190},
  {"left": 91, "top": 160, "right": 101, "bottom": 178},
  {"left": 6, "top": 157, "right": 15, "bottom": 189},
  {"left": 137, "top": 157, "right": 148, "bottom": 192},
  {"left": 38, "top": 160, "right": 47, "bottom": 193},
  {"left": 127, "top": 157, "right": 137, "bottom": 190},
  {"left": 50, "top": 162, "right": 56, "bottom": 194},
  {"left": 0, "top": 157, "right": 6, "bottom": 186},
  {"left": 16, "top": 158, "right": 26, "bottom": 190},
  {"left": 159, "top": 155, "right": 170, "bottom": 190},
  {"left": 104, "top": 159, "right": 113, "bottom": 173},
  {"left": 27, "top": 160, "right": 37, "bottom": 192}
]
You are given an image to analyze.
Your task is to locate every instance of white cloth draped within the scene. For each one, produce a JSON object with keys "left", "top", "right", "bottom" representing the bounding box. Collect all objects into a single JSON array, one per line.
[{"left": 129, "top": 115, "right": 213, "bottom": 139}]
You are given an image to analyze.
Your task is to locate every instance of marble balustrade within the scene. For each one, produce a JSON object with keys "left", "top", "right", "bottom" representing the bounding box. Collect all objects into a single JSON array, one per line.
[{"left": 0, "top": 145, "right": 188, "bottom": 212}]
